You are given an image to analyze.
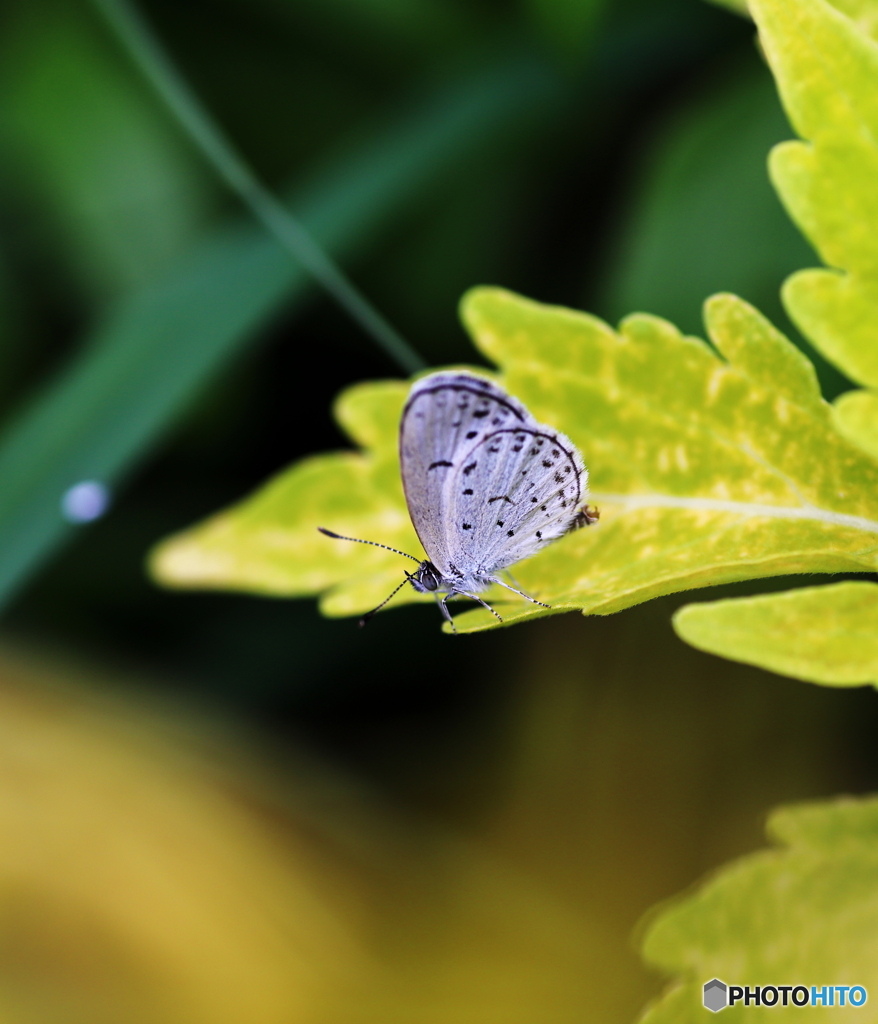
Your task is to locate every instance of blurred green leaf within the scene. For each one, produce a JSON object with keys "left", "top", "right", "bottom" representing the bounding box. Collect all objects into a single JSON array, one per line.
[
  {"left": 151, "top": 287, "right": 878, "bottom": 632},
  {"left": 254, "top": 0, "right": 473, "bottom": 58},
  {"left": 673, "top": 582, "right": 878, "bottom": 686},
  {"left": 601, "top": 60, "right": 814, "bottom": 357},
  {"left": 0, "top": 56, "right": 557, "bottom": 611},
  {"left": 0, "top": 2, "right": 209, "bottom": 297},
  {"left": 702, "top": 0, "right": 750, "bottom": 16},
  {"left": 522, "top": 0, "right": 607, "bottom": 62},
  {"left": 638, "top": 796, "right": 878, "bottom": 1022}
]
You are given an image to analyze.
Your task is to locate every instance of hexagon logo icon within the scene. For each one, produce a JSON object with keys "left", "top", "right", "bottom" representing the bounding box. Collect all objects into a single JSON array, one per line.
[{"left": 703, "top": 979, "right": 728, "bottom": 1012}]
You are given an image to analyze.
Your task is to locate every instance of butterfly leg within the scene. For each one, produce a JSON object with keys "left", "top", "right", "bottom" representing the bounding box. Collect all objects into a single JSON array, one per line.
[
  {"left": 452, "top": 590, "right": 504, "bottom": 624},
  {"left": 437, "top": 593, "right": 457, "bottom": 634},
  {"left": 490, "top": 577, "right": 551, "bottom": 609},
  {"left": 502, "top": 569, "right": 525, "bottom": 591}
]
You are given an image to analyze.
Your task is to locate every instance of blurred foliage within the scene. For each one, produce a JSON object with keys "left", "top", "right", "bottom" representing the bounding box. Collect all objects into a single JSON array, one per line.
[
  {"left": 0, "top": 2, "right": 210, "bottom": 300},
  {"left": 0, "top": 655, "right": 360, "bottom": 1024},
  {"left": 639, "top": 796, "right": 878, "bottom": 1023},
  {"left": 0, "top": 28, "right": 556, "bottom": 610},
  {"left": 0, "top": 0, "right": 876, "bottom": 1021},
  {"left": 0, "top": 608, "right": 871, "bottom": 1024},
  {"left": 704, "top": 0, "right": 750, "bottom": 12},
  {"left": 522, "top": 0, "right": 608, "bottom": 62}
]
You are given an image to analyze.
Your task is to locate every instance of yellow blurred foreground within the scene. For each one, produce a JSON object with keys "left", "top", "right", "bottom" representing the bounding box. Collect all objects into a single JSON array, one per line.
[
  {"left": 0, "top": 641, "right": 619, "bottom": 1024},
  {"left": 0, "top": 606, "right": 860, "bottom": 1024}
]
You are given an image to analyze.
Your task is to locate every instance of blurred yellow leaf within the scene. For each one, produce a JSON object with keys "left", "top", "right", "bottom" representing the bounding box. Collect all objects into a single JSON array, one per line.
[{"left": 0, "top": 650, "right": 363, "bottom": 1024}]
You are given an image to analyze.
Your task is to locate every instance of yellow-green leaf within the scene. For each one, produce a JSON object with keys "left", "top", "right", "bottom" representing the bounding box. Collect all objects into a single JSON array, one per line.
[
  {"left": 151, "top": 288, "right": 878, "bottom": 633},
  {"left": 638, "top": 795, "right": 878, "bottom": 1022},
  {"left": 673, "top": 581, "right": 878, "bottom": 687},
  {"left": 752, "top": 0, "right": 878, "bottom": 459},
  {"left": 152, "top": 381, "right": 418, "bottom": 617},
  {"left": 823, "top": 0, "right": 878, "bottom": 47},
  {"left": 834, "top": 389, "right": 878, "bottom": 460}
]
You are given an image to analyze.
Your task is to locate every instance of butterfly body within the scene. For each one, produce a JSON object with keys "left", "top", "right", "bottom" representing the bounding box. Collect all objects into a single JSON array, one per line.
[
  {"left": 406, "top": 560, "right": 491, "bottom": 596},
  {"left": 321, "top": 371, "right": 596, "bottom": 630}
]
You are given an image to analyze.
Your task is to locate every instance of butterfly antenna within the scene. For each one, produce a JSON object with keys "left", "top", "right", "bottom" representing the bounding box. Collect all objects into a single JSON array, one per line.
[
  {"left": 358, "top": 577, "right": 412, "bottom": 628},
  {"left": 317, "top": 527, "right": 420, "bottom": 563}
]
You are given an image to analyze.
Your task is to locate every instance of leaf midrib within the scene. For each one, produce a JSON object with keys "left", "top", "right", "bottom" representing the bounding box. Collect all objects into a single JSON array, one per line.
[{"left": 589, "top": 492, "right": 878, "bottom": 536}]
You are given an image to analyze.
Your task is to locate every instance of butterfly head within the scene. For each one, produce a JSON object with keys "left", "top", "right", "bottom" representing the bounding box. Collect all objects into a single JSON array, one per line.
[{"left": 406, "top": 561, "right": 444, "bottom": 593}]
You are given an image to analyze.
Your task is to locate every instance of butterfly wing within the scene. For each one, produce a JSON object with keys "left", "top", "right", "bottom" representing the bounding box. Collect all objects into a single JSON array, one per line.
[
  {"left": 399, "top": 373, "right": 528, "bottom": 574},
  {"left": 400, "top": 372, "right": 588, "bottom": 579},
  {"left": 445, "top": 425, "right": 587, "bottom": 574}
]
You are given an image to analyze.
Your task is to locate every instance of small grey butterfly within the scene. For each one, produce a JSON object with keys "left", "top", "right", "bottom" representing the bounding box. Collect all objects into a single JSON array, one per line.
[{"left": 320, "top": 371, "right": 598, "bottom": 631}]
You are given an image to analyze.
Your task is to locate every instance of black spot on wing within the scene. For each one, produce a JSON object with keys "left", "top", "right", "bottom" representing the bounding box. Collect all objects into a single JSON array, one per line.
[{"left": 428, "top": 460, "right": 453, "bottom": 471}]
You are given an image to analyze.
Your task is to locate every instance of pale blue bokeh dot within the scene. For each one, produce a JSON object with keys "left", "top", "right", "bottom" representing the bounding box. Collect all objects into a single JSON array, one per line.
[{"left": 61, "top": 481, "right": 111, "bottom": 523}]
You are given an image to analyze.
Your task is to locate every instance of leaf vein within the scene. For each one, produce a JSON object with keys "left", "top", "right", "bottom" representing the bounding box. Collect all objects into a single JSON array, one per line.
[{"left": 590, "top": 493, "right": 878, "bottom": 534}]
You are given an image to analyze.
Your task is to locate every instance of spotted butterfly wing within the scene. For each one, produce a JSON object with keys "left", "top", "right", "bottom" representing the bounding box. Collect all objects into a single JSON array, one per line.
[
  {"left": 445, "top": 424, "right": 586, "bottom": 572},
  {"left": 400, "top": 373, "right": 526, "bottom": 574},
  {"left": 399, "top": 372, "right": 587, "bottom": 578}
]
